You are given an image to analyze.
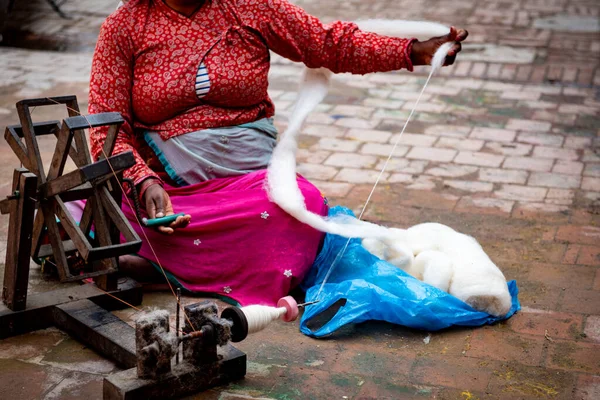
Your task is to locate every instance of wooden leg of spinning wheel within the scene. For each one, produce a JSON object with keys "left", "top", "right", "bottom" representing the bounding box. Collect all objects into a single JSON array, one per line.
[
  {"left": 100, "top": 177, "right": 126, "bottom": 292},
  {"left": 2, "top": 170, "right": 38, "bottom": 311},
  {"left": 94, "top": 274, "right": 119, "bottom": 292},
  {"left": 92, "top": 191, "right": 119, "bottom": 292}
]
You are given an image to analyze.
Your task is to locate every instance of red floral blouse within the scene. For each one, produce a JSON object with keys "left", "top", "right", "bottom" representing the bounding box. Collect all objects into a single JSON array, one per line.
[{"left": 88, "top": 0, "right": 415, "bottom": 184}]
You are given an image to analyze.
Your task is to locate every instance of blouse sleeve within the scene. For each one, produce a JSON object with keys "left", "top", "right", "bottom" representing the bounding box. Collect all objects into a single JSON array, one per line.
[
  {"left": 88, "top": 14, "right": 160, "bottom": 186},
  {"left": 243, "top": 0, "right": 415, "bottom": 74}
]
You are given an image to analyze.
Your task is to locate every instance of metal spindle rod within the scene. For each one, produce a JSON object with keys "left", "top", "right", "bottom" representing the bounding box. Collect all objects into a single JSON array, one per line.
[{"left": 175, "top": 288, "right": 181, "bottom": 364}]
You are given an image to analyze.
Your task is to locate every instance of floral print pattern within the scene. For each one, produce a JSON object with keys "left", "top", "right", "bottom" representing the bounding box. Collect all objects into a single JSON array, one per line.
[{"left": 88, "top": 0, "right": 415, "bottom": 184}]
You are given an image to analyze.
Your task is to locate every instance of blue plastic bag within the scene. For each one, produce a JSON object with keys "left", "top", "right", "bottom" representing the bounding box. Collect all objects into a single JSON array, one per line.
[{"left": 300, "top": 206, "right": 520, "bottom": 338}]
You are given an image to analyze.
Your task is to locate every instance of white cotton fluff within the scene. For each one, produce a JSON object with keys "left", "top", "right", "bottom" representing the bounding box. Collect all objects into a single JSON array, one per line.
[
  {"left": 362, "top": 236, "right": 414, "bottom": 269},
  {"left": 362, "top": 224, "right": 512, "bottom": 317}
]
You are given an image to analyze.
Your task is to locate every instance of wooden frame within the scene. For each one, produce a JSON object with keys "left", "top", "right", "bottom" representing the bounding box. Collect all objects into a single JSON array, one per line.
[
  {"left": 0, "top": 95, "right": 145, "bottom": 379},
  {"left": 2, "top": 96, "right": 142, "bottom": 293},
  {"left": 1, "top": 169, "right": 37, "bottom": 311}
]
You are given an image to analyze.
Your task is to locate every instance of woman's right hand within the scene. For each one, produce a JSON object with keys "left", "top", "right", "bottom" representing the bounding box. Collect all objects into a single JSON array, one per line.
[{"left": 143, "top": 183, "right": 192, "bottom": 234}]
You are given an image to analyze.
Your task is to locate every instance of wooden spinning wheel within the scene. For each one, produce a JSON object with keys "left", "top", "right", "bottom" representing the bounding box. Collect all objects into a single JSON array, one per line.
[{"left": 1, "top": 95, "right": 142, "bottom": 310}]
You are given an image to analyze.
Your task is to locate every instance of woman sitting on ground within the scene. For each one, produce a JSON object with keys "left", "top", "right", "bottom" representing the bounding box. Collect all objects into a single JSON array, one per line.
[{"left": 86, "top": 0, "right": 467, "bottom": 305}]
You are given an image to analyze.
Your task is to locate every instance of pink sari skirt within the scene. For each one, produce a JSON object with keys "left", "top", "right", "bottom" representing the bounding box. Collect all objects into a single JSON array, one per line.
[{"left": 69, "top": 170, "right": 327, "bottom": 306}]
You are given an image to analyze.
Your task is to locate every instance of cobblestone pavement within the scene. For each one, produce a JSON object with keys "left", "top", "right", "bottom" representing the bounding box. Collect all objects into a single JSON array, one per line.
[{"left": 0, "top": 0, "right": 599, "bottom": 399}]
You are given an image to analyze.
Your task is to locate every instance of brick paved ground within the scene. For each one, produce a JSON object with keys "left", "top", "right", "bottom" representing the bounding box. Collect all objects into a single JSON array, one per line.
[{"left": 0, "top": 0, "right": 598, "bottom": 399}]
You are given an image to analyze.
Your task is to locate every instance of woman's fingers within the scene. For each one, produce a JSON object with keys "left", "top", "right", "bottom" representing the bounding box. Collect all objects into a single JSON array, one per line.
[
  {"left": 156, "top": 215, "right": 190, "bottom": 234},
  {"left": 444, "top": 55, "right": 456, "bottom": 66},
  {"left": 444, "top": 54, "right": 457, "bottom": 66},
  {"left": 447, "top": 42, "right": 462, "bottom": 57},
  {"left": 144, "top": 184, "right": 166, "bottom": 219},
  {"left": 447, "top": 26, "right": 457, "bottom": 42},
  {"left": 446, "top": 27, "right": 468, "bottom": 43},
  {"left": 158, "top": 226, "right": 174, "bottom": 235},
  {"left": 163, "top": 193, "right": 191, "bottom": 229},
  {"left": 148, "top": 202, "right": 164, "bottom": 219},
  {"left": 170, "top": 214, "right": 192, "bottom": 229},
  {"left": 443, "top": 31, "right": 464, "bottom": 65}
]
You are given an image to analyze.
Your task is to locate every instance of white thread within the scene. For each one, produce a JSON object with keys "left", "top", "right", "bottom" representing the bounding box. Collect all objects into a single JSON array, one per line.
[
  {"left": 357, "top": 41, "right": 453, "bottom": 223},
  {"left": 315, "top": 42, "right": 452, "bottom": 298},
  {"left": 241, "top": 305, "right": 287, "bottom": 334}
]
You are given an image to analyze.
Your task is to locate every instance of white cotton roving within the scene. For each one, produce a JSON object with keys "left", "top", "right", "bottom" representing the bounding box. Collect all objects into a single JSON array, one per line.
[
  {"left": 266, "top": 20, "right": 512, "bottom": 317},
  {"left": 266, "top": 68, "right": 394, "bottom": 240},
  {"left": 355, "top": 19, "right": 450, "bottom": 41},
  {"left": 362, "top": 236, "right": 414, "bottom": 270},
  {"left": 414, "top": 250, "right": 454, "bottom": 292},
  {"left": 266, "top": 20, "right": 453, "bottom": 241},
  {"left": 362, "top": 224, "right": 512, "bottom": 317}
]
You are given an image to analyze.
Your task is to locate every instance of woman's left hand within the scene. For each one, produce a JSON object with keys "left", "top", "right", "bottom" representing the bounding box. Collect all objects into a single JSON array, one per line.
[
  {"left": 143, "top": 183, "right": 192, "bottom": 235},
  {"left": 410, "top": 26, "right": 469, "bottom": 67}
]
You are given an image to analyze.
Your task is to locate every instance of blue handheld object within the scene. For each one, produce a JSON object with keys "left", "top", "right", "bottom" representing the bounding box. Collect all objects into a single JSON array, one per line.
[{"left": 142, "top": 212, "right": 186, "bottom": 227}]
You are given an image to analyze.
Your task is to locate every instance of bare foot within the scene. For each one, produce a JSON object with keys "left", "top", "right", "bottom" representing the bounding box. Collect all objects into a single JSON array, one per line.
[{"left": 118, "top": 254, "right": 163, "bottom": 283}]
